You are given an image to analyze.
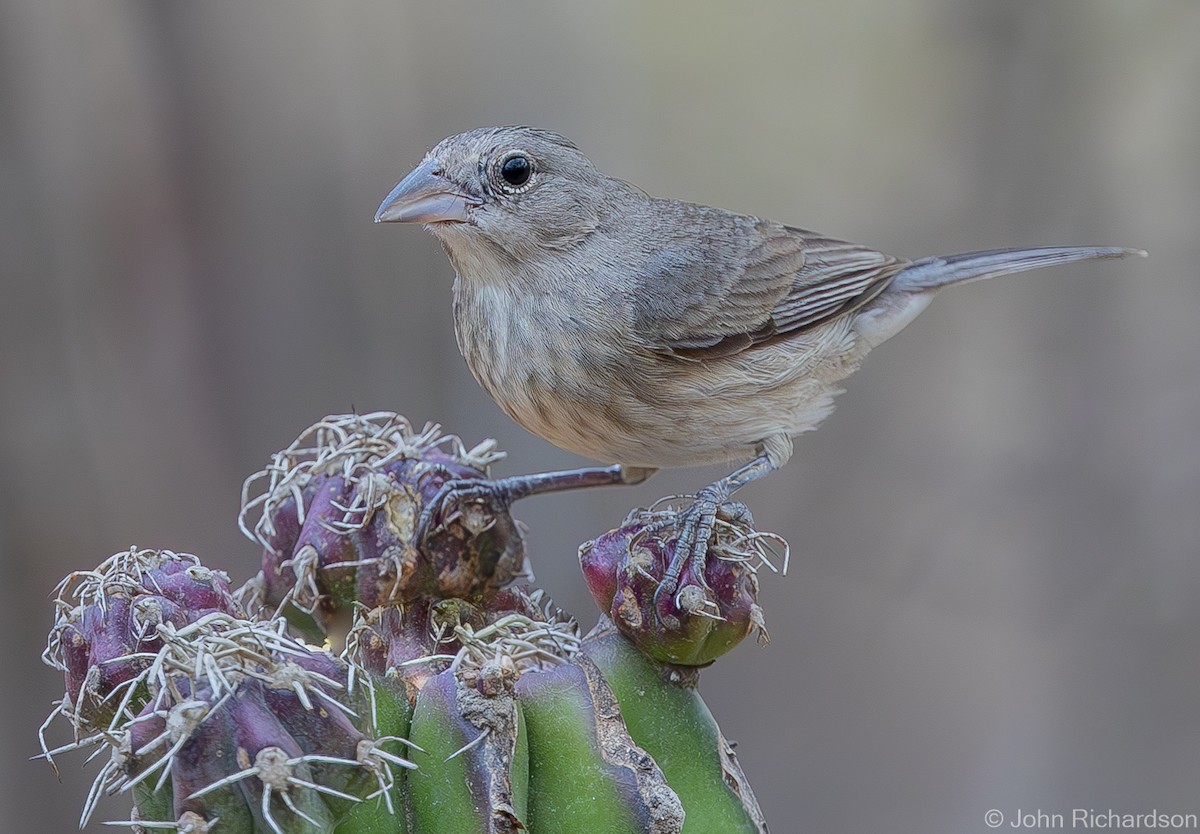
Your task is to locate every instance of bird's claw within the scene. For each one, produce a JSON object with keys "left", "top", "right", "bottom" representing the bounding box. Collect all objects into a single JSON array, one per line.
[
  {"left": 417, "top": 477, "right": 511, "bottom": 544},
  {"left": 652, "top": 488, "right": 739, "bottom": 618}
]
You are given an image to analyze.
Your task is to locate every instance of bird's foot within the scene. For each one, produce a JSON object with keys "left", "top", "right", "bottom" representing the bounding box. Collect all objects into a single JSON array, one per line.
[
  {"left": 651, "top": 490, "right": 750, "bottom": 621},
  {"left": 416, "top": 473, "right": 523, "bottom": 545},
  {"left": 584, "top": 497, "right": 777, "bottom": 664},
  {"left": 417, "top": 463, "right": 653, "bottom": 543}
]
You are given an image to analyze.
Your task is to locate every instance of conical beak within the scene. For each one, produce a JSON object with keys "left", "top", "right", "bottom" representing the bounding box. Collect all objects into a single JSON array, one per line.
[{"left": 374, "top": 159, "right": 477, "bottom": 224}]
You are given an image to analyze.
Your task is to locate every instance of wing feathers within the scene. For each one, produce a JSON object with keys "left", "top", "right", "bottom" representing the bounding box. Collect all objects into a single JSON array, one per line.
[{"left": 653, "top": 224, "right": 908, "bottom": 360}]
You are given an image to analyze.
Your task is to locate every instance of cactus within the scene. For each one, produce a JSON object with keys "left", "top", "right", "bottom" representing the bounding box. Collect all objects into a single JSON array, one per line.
[{"left": 39, "top": 412, "right": 785, "bottom": 832}]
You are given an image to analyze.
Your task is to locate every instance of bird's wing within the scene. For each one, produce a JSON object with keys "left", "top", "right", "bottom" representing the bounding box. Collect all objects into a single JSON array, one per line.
[{"left": 632, "top": 219, "right": 909, "bottom": 361}]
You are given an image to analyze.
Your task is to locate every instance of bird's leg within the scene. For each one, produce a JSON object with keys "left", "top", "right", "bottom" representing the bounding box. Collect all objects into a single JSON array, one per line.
[
  {"left": 656, "top": 452, "right": 780, "bottom": 608},
  {"left": 491, "top": 464, "right": 656, "bottom": 501},
  {"left": 418, "top": 464, "right": 655, "bottom": 539}
]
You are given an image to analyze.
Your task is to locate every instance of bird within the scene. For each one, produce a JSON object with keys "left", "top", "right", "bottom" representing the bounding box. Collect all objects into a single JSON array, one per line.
[{"left": 375, "top": 125, "right": 1144, "bottom": 598}]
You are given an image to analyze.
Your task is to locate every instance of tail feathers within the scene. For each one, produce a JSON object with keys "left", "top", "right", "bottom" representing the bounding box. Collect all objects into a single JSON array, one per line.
[{"left": 893, "top": 246, "right": 1147, "bottom": 292}]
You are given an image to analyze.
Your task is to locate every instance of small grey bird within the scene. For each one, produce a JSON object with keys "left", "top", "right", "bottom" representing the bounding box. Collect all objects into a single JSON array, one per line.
[{"left": 376, "top": 126, "right": 1143, "bottom": 594}]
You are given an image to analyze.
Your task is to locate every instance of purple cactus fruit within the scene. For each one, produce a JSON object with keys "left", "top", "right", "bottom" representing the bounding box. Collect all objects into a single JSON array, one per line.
[
  {"left": 581, "top": 506, "right": 784, "bottom": 666},
  {"left": 579, "top": 536, "right": 620, "bottom": 613},
  {"left": 44, "top": 548, "right": 238, "bottom": 731},
  {"left": 239, "top": 413, "right": 526, "bottom": 630}
]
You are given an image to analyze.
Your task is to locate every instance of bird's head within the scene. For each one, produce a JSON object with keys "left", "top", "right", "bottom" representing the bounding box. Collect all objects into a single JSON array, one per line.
[{"left": 375, "top": 126, "right": 614, "bottom": 262}]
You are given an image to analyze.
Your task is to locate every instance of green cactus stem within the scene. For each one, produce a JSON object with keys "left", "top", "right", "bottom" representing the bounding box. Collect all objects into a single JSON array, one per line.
[
  {"left": 582, "top": 624, "right": 767, "bottom": 834},
  {"left": 517, "top": 653, "right": 685, "bottom": 833}
]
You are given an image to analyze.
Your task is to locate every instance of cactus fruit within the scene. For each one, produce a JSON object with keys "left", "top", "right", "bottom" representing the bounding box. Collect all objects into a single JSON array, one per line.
[
  {"left": 580, "top": 504, "right": 785, "bottom": 666},
  {"left": 238, "top": 413, "right": 524, "bottom": 631},
  {"left": 43, "top": 547, "right": 239, "bottom": 736}
]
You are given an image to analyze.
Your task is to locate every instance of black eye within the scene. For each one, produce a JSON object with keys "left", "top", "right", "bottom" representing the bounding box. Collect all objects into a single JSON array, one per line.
[{"left": 500, "top": 155, "right": 532, "bottom": 188}]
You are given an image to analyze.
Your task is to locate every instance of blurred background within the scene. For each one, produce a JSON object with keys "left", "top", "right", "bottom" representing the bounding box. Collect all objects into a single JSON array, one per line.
[{"left": 4, "top": 1, "right": 1198, "bottom": 831}]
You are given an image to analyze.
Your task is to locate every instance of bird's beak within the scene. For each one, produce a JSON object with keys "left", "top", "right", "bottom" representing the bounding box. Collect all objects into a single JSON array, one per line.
[{"left": 374, "top": 159, "right": 477, "bottom": 224}]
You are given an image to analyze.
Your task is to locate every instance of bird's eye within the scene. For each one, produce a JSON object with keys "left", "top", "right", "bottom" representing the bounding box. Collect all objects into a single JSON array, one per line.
[{"left": 499, "top": 154, "right": 533, "bottom": 189}]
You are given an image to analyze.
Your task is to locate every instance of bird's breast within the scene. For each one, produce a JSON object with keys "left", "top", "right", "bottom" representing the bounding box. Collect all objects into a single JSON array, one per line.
[{"left": 453, "top": 281, "right": 644, "bottom": 461}]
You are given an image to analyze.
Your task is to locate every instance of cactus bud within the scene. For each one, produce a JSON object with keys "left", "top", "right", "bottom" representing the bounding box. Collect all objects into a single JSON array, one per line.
[
  {"left": 43, "top": 547, "right": 238, "bottom": 733},
  {"left": 239, "top": 413, "right": 525, "bottom": 631},
  {"left": 40, "top": 410, "right": 782, "bottom": 833},
  {"left": 580, "top": 506, "right": 784, "bottom": 666}
]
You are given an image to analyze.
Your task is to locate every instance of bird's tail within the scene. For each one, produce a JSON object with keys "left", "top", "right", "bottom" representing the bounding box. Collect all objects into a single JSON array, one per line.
[{"left": 892, "top": 246, "right": 1146, "bottom": 292}]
